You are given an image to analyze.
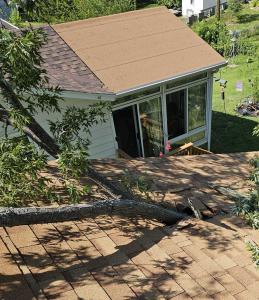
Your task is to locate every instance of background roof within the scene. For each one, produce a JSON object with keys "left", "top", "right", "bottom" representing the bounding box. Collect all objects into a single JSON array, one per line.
[{"left": 53, "top": 7, "right": 226, "bottom": 93}]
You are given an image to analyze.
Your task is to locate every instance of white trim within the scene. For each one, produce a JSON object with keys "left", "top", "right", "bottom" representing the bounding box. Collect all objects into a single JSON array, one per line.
[
  {"left": 161, "top": 85, "right": 168, "bottom": 151},
  {"left": 168, "top": 126, "right": 206, "bottom": 144},
  {"left": 194, "top": 138, "right": 208, "bottom": 148},
  {"left": 0, "top": 18, "right": 19, "bottom": 30},
  {"left": 207, "top": 73, "right": 214, "bottom": 151},
  {"left": 112, "top": 91, "right": 162, "bottom": 111},
  {"left": 165, "top": 78, "right": 208, "bottom": 95},
  {"left": 61, "top": 90, "right": 115, "bottom": 101},
  {"left": 137, "top": 103, "right": 145, "bottom": 158},
  {"left": 116, "top": 62, "right": 227, "bottom": 96},
  {"left": 111, "top": 77, "right": 211, "bottom": 157},
  {"left": 109, "top": 112, "right": 119, "bottom": 152}
]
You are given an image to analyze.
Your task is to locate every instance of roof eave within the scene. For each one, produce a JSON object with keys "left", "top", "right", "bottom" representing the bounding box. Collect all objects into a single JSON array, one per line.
[
  {"left": 116, "top": 61, "right": 227, "bottom": 96},
  {"left": 61, "top": 90, "right": 115, "bottom": 101}
]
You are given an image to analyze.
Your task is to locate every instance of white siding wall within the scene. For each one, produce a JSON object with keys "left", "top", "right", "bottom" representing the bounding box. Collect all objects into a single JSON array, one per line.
[
  {"left": 182, "top": 0, "right": 204, "bottom": 16},
  {"left": 203, "top": 0, "right": 227, "bottom": 10},
  {"left": 182, "top": 0, "right": 227, "bottom": 16},
  {"left": 0, "top": 97, "right": 117, "bottom": 159}
]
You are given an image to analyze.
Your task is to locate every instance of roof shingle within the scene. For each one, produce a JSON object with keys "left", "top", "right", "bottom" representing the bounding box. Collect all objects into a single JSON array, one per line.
[{"left": 40, "top": 26, "right": 111, "bottom": 94}]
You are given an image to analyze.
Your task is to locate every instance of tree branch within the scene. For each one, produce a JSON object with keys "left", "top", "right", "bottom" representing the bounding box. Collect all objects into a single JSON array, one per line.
[
  {"left": 0, "top": 103, "right": 59, "bottom": 157},
  {"left": 0, "top": 79, "right": 60, "bottom": 157}
]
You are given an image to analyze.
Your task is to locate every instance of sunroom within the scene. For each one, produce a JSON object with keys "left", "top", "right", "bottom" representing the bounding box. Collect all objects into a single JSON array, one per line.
[
  {"left": 112, "top": 72, "right": 212, "bottom": 158},
  {"left": 43, "top": 6, "right": 227, "bottom": 159}
]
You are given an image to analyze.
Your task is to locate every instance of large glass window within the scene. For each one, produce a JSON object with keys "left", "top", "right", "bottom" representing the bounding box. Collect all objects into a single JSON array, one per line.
[
  {"left": 166, "top": 82, "right": 207, "bottom": 142},
  {"left": 188, "top": 83, "right": 207, "bottom": 131},
  {"left": 166, "top": 90, "right": 187, "bottom": 139},
  {"left": 115, "top": 86, "right": 161, "bottom": 106},
  {"left": 139, "top": 97, "right": 163, "bottom": 157}
]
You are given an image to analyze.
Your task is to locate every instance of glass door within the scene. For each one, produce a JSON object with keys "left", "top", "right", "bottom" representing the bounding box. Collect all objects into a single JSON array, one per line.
[
  {"left": 113, "top": 105, "right": 142, "bottom": 157},
  {"left": 139, "top": 97, "right": 164, "bottom": 157},
  {"left": 166, "top": 89, "right": 187, "bottom": 140}
]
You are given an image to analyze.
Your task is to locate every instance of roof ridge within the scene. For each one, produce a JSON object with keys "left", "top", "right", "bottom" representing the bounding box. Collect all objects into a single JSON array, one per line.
[{"left": 53, "top": 6, "right": 167, "bottom": 32}]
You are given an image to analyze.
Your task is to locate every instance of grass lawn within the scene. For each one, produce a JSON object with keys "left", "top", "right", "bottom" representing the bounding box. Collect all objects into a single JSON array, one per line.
[{"left": 211, "top": 4, "right": 259, "bottom": 153}]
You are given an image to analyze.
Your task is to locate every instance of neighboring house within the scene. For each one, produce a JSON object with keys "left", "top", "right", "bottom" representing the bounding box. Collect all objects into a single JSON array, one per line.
[
  {"left": 0, "top": 7, "right": 227, "bottom": 159},
  {"left": 182, "top": 0, "right": 228, "bottom": 17},
  {"left": 0, "top": 0, "right": 10, "bottom": 19}
]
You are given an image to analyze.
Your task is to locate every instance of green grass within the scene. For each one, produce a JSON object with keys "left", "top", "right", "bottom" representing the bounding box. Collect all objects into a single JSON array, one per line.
[{"left": 211, "top": 5, "right": 259, "bottom": 153}]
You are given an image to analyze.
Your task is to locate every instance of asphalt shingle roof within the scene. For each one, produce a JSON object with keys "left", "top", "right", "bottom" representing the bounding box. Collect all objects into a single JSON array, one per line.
[{"left": 40, "top": 26, "right": 111, "bottom": 94}]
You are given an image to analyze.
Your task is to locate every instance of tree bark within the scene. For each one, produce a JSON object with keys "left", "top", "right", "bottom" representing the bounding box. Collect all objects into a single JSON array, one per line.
[
  {"left": 216, "top": 0, "right": 221, "bottom": 21},
  {"left": 0, "top": 199, "right": 186, "bottom": 226},
  {"left": 209, "top": 184, "right": 250, "bottom": 202}
]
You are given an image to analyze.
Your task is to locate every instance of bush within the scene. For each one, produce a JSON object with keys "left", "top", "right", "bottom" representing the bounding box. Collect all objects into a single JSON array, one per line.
[
  {"left": 241, "top": 24, "right": 259, "bottom": 38},
  {"left": 192, "top": 19, "right": 231, "bottom": 56},
  {"left": 228, "top": 0, "right": 243, "bottom": 14},
  {"left": 157, "top": 0, "right": 181, "bottom": 8}
]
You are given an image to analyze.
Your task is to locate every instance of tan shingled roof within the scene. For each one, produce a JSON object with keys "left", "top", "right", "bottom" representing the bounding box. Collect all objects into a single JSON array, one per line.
[{"left": 52, "top": 7, "right": 226, "bottom": 93}]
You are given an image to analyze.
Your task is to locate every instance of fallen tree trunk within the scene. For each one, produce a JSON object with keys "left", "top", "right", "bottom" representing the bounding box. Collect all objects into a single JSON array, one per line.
[{"left": 0, "top": 199, "right": 186, "bottom": 227}]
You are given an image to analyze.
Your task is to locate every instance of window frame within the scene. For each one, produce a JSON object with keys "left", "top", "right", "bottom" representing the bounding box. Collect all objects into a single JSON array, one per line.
[
  {"left": 112, "top": 72, "right": 211, "bottom": 157},
  {"left": 165, "top": 78, "right": 208, "bottom": 146}
]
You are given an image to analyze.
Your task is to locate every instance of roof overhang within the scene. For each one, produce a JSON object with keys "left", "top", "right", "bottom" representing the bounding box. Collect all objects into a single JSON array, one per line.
[
  {"left": 53, "top": 7, "right": 227, "bottom": 94},
  {"left": 61, "top": 90, "right": 115, "bottom": 101},
  {"left": 116, "top": 61, "right": 227, "bottom": 96}
]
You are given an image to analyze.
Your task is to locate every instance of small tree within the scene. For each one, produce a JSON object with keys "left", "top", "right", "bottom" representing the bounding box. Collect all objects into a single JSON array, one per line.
[
  {"left": 0, "top": 26, "right": 109, "bottom": 206},
  {"left": 228, "top": 0, "right": 243, "bottom": 14}
]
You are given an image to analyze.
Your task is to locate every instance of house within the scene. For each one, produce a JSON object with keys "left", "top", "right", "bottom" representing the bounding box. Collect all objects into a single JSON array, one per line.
[
  {"left": 0, "top": 7, "right": 227, "bottom": 159},
  {"left": 0, "top": 0, "right": 10, "bottom": 19},
  {"left": 182, "top": 0, "right": 228, "bottom": 17}
]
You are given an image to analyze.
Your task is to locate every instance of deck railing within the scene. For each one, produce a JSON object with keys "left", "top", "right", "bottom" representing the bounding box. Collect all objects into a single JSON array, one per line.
[
  {"left": 117, "top": 143, "right": 212, "bottom": 159},
  {"left": 168, "top": 142, "right": 212, "bottom": 156}
]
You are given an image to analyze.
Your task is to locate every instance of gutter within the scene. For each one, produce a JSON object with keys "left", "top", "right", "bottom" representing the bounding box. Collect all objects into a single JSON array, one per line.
[
  {"left": 116, "top": 61, "right": 227, "bottom": 96},
  {"left": 61, "top": 90, "right": 115, "bottom": 102}
]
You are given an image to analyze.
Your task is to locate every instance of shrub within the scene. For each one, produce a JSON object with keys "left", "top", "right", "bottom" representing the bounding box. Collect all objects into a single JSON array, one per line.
[
  {"left": 233, "top": 157, "right": 259, "bottom": 229},
  {"left": 241, "top": 24, "right": 259, "bottom": 38},
  {"left": 192, "top": 19, "right": 231, "bottom": 56},
  {"left": 247, "top": 241, "right": 259, "bottom": 267},
  {"left": 228, "top": 0, "right": 243, "bottom": 14},
  {"left": 157, "top": 0, "right": 181, "bottom": 8}
]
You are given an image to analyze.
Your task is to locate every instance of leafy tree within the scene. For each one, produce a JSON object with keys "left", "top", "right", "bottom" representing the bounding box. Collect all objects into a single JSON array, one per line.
[
  {"left": 0, "top": 26, "right": 109, "bottom": 206},
  {"left": 9, "top": 0, "right": 136, "bottom": 23}
]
